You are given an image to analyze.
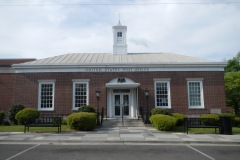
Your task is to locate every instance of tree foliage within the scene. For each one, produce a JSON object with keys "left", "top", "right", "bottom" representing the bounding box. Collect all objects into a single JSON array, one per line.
[
  {"left": 225, "top": 72, "right": 240, "bottom": 115},
  {"left": 224, "top": 52, "right": 240, "bottom": 115},
  {"left": 225, "top": 52, "right": 240, "bottom": 72}
]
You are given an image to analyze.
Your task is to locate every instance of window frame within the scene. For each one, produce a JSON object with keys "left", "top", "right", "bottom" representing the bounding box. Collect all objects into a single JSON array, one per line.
[
  {"left": 117, "top": 32, "right": 122, "bottom": 37},
  {"left": 38, "top": 80, "right": 55, "bottom": 111},
  {"left": 187, "top": 80, "right": 204, "bottom": 109},
  {"left": 154, "top": 80, "right": 171, "bottom": 109},
  {"left": 117, "top": 32, "right": 123, "bottom": 42},
  {"left": 72, "top": 80, "right": 89, "bottom": 111}
]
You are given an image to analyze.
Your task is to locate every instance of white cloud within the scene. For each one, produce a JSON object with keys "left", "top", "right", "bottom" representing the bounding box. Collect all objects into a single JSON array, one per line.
[{"left": 0, "top": 0, "right": 239, "bottom": 61}]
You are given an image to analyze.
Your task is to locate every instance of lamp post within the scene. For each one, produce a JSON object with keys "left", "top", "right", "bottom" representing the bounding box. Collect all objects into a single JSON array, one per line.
[
  {"left": 144, "top": 88, "right": 149, "bottom": 124},
  {"left": 96, "top": 88, "right": 101, "bottom": 125}
]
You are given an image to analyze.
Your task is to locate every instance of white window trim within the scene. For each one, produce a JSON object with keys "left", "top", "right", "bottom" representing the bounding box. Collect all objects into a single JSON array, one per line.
[
  {"left": 187, "top": 80, "right": 204, "bottom": 109},
  {"left": 38, "top": 80, "right": 55, "bottom": 111},
  {"left": 72, "top": 81, "right": 89, "bottom": 111},
  {"left": 154, "top": 80, "right": 171, "bottom": 109}
]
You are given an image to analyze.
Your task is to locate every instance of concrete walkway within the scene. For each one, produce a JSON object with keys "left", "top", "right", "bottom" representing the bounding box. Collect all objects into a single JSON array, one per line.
[{"left": 0, "top": 126, "right": 240, "bottom": 145}]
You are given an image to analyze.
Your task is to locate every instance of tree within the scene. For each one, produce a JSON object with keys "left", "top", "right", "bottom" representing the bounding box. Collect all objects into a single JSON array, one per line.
[
  {"left": 225, "top": 72, "right": 240, "bottom": 115},
  {"left": 225, "top": 52, "right": 240, "bottom": 72}
]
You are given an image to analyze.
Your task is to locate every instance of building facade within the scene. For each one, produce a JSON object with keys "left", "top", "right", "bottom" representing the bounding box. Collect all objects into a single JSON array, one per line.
[{"left": 0, "top": 22, "right": 227, "bottom": 119}]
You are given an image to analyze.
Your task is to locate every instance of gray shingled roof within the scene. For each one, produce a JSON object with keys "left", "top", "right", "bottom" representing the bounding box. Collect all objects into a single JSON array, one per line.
[{"left": 18, "top": 53, "right": 212, "bottom": 65}]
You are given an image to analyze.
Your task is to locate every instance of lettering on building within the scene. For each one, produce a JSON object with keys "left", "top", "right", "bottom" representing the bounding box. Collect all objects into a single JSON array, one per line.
[{"left": 85, "top": 67, "right": 149, "bottom": 72}]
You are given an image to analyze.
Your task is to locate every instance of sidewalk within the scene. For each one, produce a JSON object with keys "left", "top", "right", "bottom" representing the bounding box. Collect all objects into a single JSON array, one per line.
[{"left": 1, "top": 126, "right": 240, "bottom": 145}]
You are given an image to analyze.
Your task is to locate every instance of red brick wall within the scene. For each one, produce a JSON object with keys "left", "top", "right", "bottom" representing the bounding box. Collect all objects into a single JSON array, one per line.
[
  {"left": 0, "top": 59, "right": 35, "bottom": 111},
  {"left": 7, "top": 71, "right": 226, "bottom": 116},
  {"left": 0, "top": 74, "right": 16, "bottom": 111}
]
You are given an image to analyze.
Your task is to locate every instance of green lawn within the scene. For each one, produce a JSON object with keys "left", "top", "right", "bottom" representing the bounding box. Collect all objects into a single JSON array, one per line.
[
  {"left": 0, "top": 125, "right": 240, "bottom": 134},
  {"left": 0, "top": 125, "right": 76, "bottom": 133}
]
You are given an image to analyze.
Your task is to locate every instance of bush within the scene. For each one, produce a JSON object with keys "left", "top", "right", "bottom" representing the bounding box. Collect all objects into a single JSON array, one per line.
[
  {"left": 200, "top": 114, "right": 220, "bottom": 121},
  {"left": 8, "top": 104, "right": 25, "bottom": 125},
  {"left": 15, "top": 108, "right": 40, "bottom": 124},
  {"left": 235, "top": 117, "right": 240, "bottom": 127},
  {"left": 149, "top": 114, "right": 176, "bottom": 131},
  {"left": 67, "top": 112, "right": 96, "bottom": 131},
  {"left": 200, "top": 114, "right": 220, "bottom": 125},
  {"left": 172, "top": 113, "right": 187, "bottom": 126},
  {"left": 0, "top": 111, "right": 5, "bottom": 125},
  {"left": 220, "top": 113, "right": 236, "bottom": 126},
  {"left": 78, "top": 105, "right": 95, "bottom": 113},
  {"left": 151, "top": 108, "right": 169, "bottom": 116},
  {"left": 62, "top": 119, "right": 67, "bottom": 125},
  {"left": 2, "top": 120, "right": 10, "bottom": 126}
]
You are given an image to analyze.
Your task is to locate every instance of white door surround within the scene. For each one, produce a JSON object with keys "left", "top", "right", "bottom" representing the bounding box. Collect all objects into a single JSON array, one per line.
[{"left": 106, "top": 78, "right": 139, "bottom": 118}]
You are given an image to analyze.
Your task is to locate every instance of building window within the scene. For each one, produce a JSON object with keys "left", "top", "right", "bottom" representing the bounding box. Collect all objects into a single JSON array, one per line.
[
  {"left": 72, "top": 80, "right": 89, "bottom": 110},
  {"left": 187, "top": 80, "right": 204, "bottom": 109},
  {"left": 38, "top": 80, "right": 55, "bottom": 111},
  {"left": 117, "top": 32, "right": 123, "bottom": 42},
  {"left": 117, "top": 32, "right": 122, "bottom": 37},
  {"left": 154, "top": 81, "right": 171, "bottom": 108}
]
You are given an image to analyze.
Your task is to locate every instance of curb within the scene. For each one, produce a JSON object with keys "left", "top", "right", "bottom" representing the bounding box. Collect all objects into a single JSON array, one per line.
[{"left": 1, "top": 139, "right": 240, "bottom": 145}]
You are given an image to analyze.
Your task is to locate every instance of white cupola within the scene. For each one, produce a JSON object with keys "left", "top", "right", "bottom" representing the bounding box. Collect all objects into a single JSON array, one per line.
[{"left": 112, "top": 20, "right": 127, "bottom": 54}]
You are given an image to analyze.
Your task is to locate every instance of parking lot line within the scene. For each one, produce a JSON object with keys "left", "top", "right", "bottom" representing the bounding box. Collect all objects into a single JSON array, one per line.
[
  {"left": 187, "top": 145, "right": 215, "bottom": 160},
  {"left": 5, "top": 144, "right": 40, "bottom": 160}
]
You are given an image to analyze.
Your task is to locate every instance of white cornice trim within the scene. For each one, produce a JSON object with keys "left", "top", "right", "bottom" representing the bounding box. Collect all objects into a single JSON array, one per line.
[{"left": 12, "top": 63, "right": 226, "bottom": 73}]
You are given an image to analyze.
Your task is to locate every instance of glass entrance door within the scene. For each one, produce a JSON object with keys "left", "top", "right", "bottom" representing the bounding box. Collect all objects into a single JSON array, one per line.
[{"left": 114, "top": 94, "right": 130, "bottom": 117}]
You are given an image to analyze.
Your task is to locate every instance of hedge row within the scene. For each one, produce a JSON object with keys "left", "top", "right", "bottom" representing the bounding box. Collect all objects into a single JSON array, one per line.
[
  {"left": 200, "top": 113, "right": 240, "bottom": 126},
  {"left": 149, "top": 108, "right": 240, "bottom": 131}
]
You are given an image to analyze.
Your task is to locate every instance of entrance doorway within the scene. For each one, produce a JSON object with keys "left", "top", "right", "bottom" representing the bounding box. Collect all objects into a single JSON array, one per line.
[
  {"left": 114, "top": 93, "right": 130, "bottom": 117},
  {"left": 106, "top": 77, "right": 140, "bottom": 118}
]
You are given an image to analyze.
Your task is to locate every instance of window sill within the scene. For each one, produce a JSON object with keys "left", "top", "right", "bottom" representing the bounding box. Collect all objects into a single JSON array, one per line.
[{"left": 155, "top": 106, "right": 171, "bottom": 109}]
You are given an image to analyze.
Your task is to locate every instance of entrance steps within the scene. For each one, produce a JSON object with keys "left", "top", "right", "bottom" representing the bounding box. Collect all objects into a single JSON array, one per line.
[{"left": 101, "top": 118, "right": 146, "bottom": 127}]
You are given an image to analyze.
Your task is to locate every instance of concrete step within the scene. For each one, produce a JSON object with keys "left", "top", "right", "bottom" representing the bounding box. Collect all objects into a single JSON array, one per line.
[{"left": 101, "top": 118, "right": 146, "bottom": 127}]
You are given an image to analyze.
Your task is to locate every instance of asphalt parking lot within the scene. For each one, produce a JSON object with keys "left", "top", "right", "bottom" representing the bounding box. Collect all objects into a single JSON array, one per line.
[{"left": 0, "top": 144, "right": 240, "bottom": 160}]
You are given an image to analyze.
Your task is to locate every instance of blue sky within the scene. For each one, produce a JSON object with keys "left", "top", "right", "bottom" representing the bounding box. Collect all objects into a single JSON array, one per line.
[{"left": 0, "top": 0, "right": 240, "bottom": 61}]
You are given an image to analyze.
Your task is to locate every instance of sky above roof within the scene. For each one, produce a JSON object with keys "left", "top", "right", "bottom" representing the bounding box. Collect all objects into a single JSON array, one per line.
[{"left": 0, "top": 0, "right": 240, "bottom": 61}]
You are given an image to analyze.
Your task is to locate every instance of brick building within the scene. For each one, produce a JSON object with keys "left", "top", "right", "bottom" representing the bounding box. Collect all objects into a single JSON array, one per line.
[
  {"left": 0, "top": 22, "right": 226, "bottom": 119},
  {"left": 0, "top": 59, "right": 35, "bottom": 111}
]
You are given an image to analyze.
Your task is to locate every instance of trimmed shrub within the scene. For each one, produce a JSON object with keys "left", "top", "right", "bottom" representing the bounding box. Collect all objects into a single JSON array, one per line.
[
  {"left": 220, "top": 113, "right": 236, "bottom": 126},
  {"left": 78, "top": 105, "right": 95, "bottom": 113},
  {"left": 0, "top": 111, "right": 5, "bottom": 125},
  {"left": 15, "top": 108, "right": 40, "bottom": 124},
  {"left": 200, "top": 114, "right": 220, "bottom": 125},
  {"left": 200, "top": 114, "right": 220, "bottom": 121},
  {"left": 151, "top": 108, "right": 169, "bottom": 116},
  {"left": 8, "top": 104, "right": 25, "bottom": 125},
  {"left": 235, "top": 117, "right": 240, "bottom": 127},
  {"left": 149, "top": 114, "right": 176, "bottom": 131},
  {"left": 172, "top": 113, "right": 187, "bottom": 126},
  {"left": 67, "top": 112, "right": 96, "bottom": 131}
]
